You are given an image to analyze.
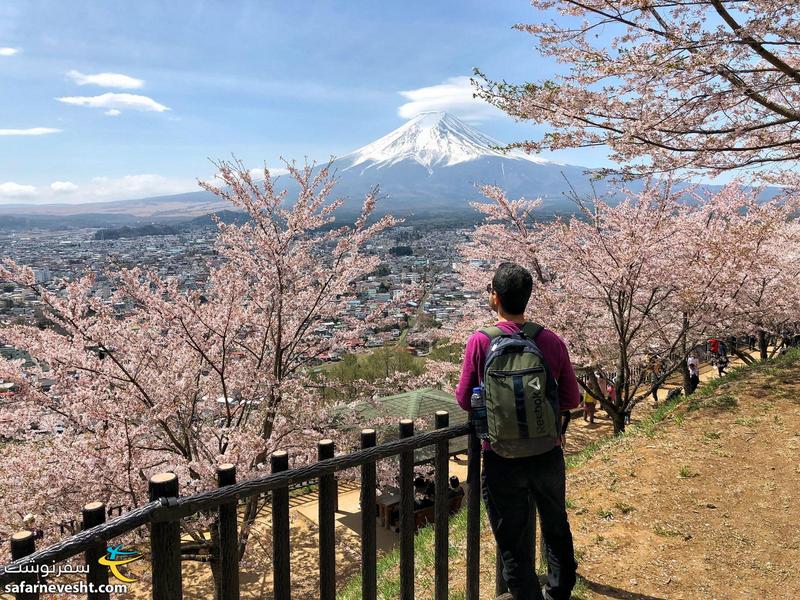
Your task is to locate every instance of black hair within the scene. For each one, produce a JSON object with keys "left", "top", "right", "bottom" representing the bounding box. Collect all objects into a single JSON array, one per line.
[{"left": 492, "top": 262, "right": 533, "bottom": 315}]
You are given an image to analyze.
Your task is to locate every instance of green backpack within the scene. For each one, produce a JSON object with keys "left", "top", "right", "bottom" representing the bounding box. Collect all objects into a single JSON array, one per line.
[{"left": 479, "top": 322, "right": 561, "bottom": 458}]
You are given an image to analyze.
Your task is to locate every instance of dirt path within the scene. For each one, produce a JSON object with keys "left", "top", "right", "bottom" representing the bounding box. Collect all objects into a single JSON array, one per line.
[{"left": 562, "top": 358, "right": 800, "bottom": 599}]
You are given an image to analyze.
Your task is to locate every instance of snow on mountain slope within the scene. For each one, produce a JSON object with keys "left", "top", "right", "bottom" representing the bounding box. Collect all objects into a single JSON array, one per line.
[{"left": 340, "top": 111, "right": 552, "bottom": 173}]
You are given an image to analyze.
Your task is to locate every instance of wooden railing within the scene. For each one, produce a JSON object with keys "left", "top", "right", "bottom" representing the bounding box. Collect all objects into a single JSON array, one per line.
[{"left": 0, "top": 411, "right": 526, "bottom": 600}]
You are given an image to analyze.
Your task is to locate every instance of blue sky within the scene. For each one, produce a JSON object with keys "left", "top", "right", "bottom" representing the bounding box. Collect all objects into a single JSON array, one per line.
[{"left": 0, "top": 0, "right": 612, "bottom": 204}]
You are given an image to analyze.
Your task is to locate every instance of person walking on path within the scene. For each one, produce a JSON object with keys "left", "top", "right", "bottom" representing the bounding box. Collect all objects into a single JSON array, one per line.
[
  {"left": 582, "top": 389, "right": 596, "bottom": 424},
  {"left": 455, "top": 262, "right": 580, "bottom": 600},
  {"left": 686, "top": 354, "right": 701, "bottom": 395},
  {"left": 715, "top": 353, "right": 729, "bottom": 377},
  {"left": 688, "top": 363, "right": 700, "bottom": 395},
  {"left": 594, "top": 371, "right": 608, "bottom": 418},
  {"left": 606, "top": 381, "right": 618, "bottom": 411}
]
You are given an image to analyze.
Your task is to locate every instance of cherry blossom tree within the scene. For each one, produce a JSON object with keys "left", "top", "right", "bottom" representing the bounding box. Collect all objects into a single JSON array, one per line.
[
  {"left": 475, "top": 182, "right": 691, "bottom": 433},
  {"left": 0, "top": 160, "right": 411, "bottom": 583},
  {"left": 467, "top": 0, "right": 800, "bottom": 417},
  {"left": 701, "top": 189, "right": 800, "bottom": 361},
  {"left": 474, "top": 0, "right": 800, "bottom": 184},
  {"left": 458, "top": 182, "right": 796, "bottom": 433}
]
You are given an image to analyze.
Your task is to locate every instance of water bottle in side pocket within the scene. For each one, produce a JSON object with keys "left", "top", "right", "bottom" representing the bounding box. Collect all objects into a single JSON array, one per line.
[{"left": 470, "top": 386, "right": 488, "bottom": 440}]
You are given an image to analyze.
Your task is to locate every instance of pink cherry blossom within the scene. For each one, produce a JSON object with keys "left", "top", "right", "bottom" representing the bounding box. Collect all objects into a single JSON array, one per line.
[
  {"left": 0, "top": 159, "right": 417, "bottom": 573},
  {"left": 474, "top": 0, "right": 800, "bottom": 186}
]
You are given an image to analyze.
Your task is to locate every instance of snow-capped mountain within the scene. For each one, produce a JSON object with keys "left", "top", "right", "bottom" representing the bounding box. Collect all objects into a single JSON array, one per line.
[
  {"left": 0, "top": 112, "right": 605, "bottom": 224},
  {"left": 317, "top": 111, "right": 598, "bottom": 214},
  {"left": 340, "top": 111, "right": 551, "bottom": 173}
]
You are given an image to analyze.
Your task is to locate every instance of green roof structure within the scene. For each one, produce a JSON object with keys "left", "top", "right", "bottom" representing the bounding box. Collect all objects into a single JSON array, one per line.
[{"left": 352, "top": 387, "right": 470, "bottom": 464}]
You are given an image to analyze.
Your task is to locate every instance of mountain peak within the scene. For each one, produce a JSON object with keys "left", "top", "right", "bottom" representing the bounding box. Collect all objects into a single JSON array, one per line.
[
  {"left": 341, "top": 111, "right": 550, "bottom": 173},
  {"left": 405, "top": 111, "right": 458, "bottom": 126}
]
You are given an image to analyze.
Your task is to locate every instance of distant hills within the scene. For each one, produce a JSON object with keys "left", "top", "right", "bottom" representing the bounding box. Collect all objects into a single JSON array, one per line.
[{"left": 0, "top": 112, "right": 783, "bottom": 231}]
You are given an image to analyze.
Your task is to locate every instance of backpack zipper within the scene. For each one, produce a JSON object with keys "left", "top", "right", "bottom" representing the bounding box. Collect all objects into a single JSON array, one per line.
[{"left": 489, "top": 367, "right": 545, "bottom": 377}]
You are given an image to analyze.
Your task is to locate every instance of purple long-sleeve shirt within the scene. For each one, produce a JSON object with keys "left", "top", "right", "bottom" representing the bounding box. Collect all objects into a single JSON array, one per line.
[{"left": 454, "top": 320, "right": 581, "bottom": 450}]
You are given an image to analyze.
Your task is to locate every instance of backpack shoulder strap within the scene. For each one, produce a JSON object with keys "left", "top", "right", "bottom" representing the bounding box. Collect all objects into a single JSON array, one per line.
[
  {"left": 521, "top": 322, "right": 543, "bottom": 339},
  {"left": 478, "top": 326, "right": 504, "bottom": 341}
]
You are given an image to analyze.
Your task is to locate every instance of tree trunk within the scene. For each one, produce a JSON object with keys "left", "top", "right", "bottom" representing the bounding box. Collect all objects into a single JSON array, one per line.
[
  {"left": 603, "top": 401, "right": 626, "bottom": 435},
  {"left": 758, "top": 329, "right": 769, "bottom": 362},
  {"left": 679, "top": 360, "right": 691, "bottom": 395},
  {"left": 611, "top": 410, "right": 626, "bottom": 435},
  {"left": 733, "top": 348, "right": 755, "bottom": 366}
]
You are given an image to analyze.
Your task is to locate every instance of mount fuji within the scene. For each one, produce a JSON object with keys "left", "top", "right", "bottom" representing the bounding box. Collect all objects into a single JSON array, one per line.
[
  {"left": 0, "top": 112, "right": 608, "bottom": 226},
  {"left": 323, "top": 111, "right": 598, "bottom": 214},
  {"left": 341, "top": 111, "right": 552, "bottom": 172}
]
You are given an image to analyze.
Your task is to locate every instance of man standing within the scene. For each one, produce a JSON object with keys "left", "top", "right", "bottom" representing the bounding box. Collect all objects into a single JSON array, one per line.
[
  {"left": 688, "top": 363, "right": 701, "bottom": 395},
  {"left": 455, "top": 262, "right": 580, "bottom": 600}
]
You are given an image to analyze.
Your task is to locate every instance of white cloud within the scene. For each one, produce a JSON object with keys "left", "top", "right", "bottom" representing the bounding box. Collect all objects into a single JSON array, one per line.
[
  {"left": 104, "top": 109, "right": 121, "bottom": 117},
  {"left": 0, "top": 127, "right": 61, "bottom": 136},
  {"left": 397, "top": 76, "right": 502, "bottom": 123},
  {"left": 248, "top": 166, "right": 290, "bottom": 180},
  {"left": 85, "top": 174, "right": 194, "bottom": 199},
  {"left": 57, "top": 92, "right": 169, "bottom": 113},
  {"left": 67, "top": 70, "right": 144, "bottom": 89},
  {"left": 50, "top": 181, "right": 79, "bottom": 193},
  {"left": 0, "top": 175, "right": 197, "bottom": 205},
  {"left": 0, "top": 47, "right": 19, "bottom": 56},
  {"left": 0, "top": 182, "right": 37, "bottom": 198}
]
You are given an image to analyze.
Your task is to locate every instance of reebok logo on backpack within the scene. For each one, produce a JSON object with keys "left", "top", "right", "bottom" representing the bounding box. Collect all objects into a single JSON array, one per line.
[{"left": 479, "top": 322, "right": 560, "bottom": 458}]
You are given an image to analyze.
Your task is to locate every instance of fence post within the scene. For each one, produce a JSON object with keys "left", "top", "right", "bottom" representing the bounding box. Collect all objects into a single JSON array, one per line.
[
  {"left": 10, "top": 530, "right": 38, "bottom": 600},
  {"left": 81, "top": 502, "right": 109, "bottom": 600},
  {"left": 398, "top": 419, "right": 415, "bottom": 600},
  {"left": 271, "top": 451, "right": 291, "bottom": 600},
  {"left": 434, "top": 410, "right": 449, "bottom": 600},
  {"left": 359, "top": 428, "right": 377, "bottom": 600},
  {"left": 465, "top": 423, "right": 481, "bottom": 600},
  {"left": 149, "top": 472, "right": 182, "bottom": 600},
  {"left": 318, "top": 439, "right": 336, "bottom": 600},
  {"left": 217, "top": 464, "right": 240, "bottom": 600}
]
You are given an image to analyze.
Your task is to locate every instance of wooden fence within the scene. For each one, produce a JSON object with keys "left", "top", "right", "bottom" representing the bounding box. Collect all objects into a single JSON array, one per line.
[{"left": 0, "top": 411, "right": 525, "bottom": 600}]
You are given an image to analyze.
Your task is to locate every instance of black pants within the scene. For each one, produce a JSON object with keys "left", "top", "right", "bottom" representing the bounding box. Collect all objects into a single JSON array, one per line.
[
  {"left": 482, "top": 447, "right": 577, "bottom": 600},
  {"left": 688, "top": 374, "right": 700, "bottom": 395}
]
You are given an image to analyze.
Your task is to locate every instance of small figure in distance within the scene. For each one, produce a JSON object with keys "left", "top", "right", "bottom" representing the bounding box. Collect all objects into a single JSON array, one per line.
[
  {"left": 687, "top": 353, "right": 699, "bottom": 374},
  {"left": 413, "top": 475, "right": 434, "bottom": 509},
  {"left": 716, "top": 353, "right": 729, "bottom": 377},
  {"left": 582, "top": 389, "right": 596, "bottom": 424},
  {"left": 687, "top": 363, "right": 700, "bottom": 395},
  {"left": 448, "top": 475, "right": 462, "bottom": 496}
]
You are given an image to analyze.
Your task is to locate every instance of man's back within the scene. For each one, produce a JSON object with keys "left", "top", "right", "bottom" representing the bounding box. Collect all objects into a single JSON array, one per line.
[
  {"left": 460, "top": 263, "right": 578, "bottom": 600},
  {"left": 455, "top": 320, "right": 581, "bottom": 416}
]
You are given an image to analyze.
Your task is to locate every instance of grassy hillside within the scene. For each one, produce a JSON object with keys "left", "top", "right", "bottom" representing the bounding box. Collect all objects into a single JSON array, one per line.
[{"left": 339, "top": 349, "right": 800, "bottom": 599}]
